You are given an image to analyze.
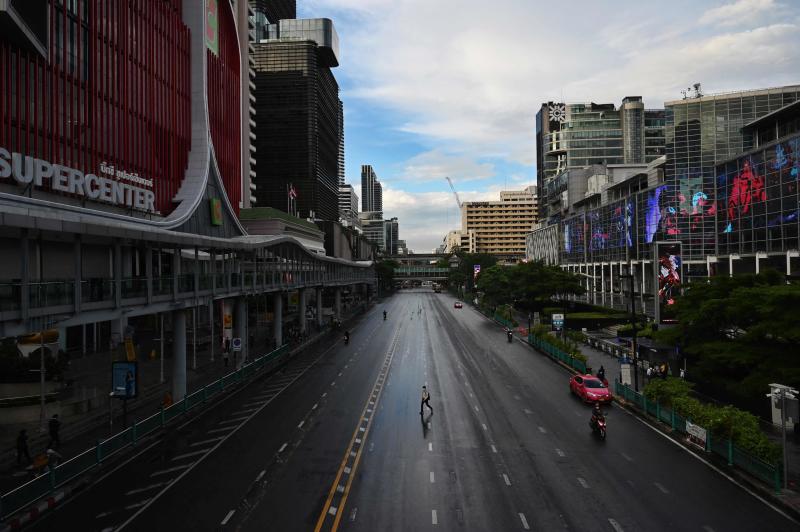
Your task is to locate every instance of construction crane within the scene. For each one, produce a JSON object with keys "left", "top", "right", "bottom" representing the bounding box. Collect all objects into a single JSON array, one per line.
[{"left": 445, "top": 176, "right": 462, "bottom": 209}]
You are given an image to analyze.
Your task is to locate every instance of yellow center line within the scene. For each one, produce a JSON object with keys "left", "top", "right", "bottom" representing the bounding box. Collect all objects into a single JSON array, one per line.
[{"left": 314, "top": 324, "right": 402, "bottom": 532}]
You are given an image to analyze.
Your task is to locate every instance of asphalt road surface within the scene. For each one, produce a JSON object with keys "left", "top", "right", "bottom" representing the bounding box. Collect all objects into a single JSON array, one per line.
[{"left": 31, "top": 290, "right": 798, "bottom": 531}]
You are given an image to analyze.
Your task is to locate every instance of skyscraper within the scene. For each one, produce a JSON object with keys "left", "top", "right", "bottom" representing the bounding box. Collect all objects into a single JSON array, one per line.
[
  {"left": 338, "top": 99, "right": 346, "bottom": 187},
  {"left": 536, "top": 97, "right": 665, "bottom": 222},
  {"left": 252, "top": 18, "right": 342, "bottom": 221},
  {"left": 361, "top": 164, "right": 383, "bottom": 213}
]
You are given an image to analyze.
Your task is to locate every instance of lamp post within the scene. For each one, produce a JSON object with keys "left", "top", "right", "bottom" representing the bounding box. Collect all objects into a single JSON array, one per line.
[{"left": 618, "top": 266, "right": 639, "bottom": 392}]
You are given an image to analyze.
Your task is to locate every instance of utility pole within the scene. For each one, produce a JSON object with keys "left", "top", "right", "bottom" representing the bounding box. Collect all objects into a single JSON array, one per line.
[
  {"left": 619, "top": 263, "right": 639, "bottom": 391},
  {"left": 768, "top": 384, "right": 798, "bottom": 490}
]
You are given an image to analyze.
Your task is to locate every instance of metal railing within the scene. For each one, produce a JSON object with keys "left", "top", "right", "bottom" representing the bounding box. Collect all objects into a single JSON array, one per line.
[
  {"left": 0, "top": 344, "right": 290, "bottom": 520},
  {"left": 81, "top": 279, "right": 113, "bottom": 303},
  {"left": 614, "top": 381, "right": 781, "bottom": 491},
  {"left": 527, "top": 334, "right": 588, "bottom": 374},
  {"left": 29, "top": 281, "right": 75, "bottom": 308},
  {"left": 121, "top": 278, "right": 147, "bottom": 299},
  {"left": 0, "top": 283, "right": 21, "bottom": 311}
]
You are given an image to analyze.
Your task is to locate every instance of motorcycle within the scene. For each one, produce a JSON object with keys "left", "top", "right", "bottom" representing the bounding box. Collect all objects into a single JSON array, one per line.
[
  {"left": 507, "top": 330, "right": 513, "bottom": 343},
  {"left": 344, "top": 332, "right": 350, "bottom": 345},
  {"left": 590, "top": 416, "right": 607, "bottom": 440},
  {"left": 383, "top": 311, "right": 387, "bottom": 321}
]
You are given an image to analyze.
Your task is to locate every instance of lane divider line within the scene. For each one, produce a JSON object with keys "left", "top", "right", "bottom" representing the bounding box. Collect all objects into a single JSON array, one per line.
[{"left": 314, "top": 326, "right": 401, "bottom": 532}]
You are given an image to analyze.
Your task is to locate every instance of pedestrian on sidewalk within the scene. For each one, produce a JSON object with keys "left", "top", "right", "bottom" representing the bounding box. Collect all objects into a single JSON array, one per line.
[
  {"left": 680, "top": 367, "right": 686, "bottom": 379},
  {"left": 420, "top": 386, "right": 433, "bottom": 415},
  {"left": 16, "top": 429, "right": 31, "bottom": 466},
  {"left": 646, "top": 366, "right": 653, "bottom": 381},
  {"left": 47, "top": 414, "right": 61, "bottom": 450}
]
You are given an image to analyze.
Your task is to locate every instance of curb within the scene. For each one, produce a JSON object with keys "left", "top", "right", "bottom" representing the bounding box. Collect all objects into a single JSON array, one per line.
[
  {"left": 476, "top": 307, "right": 800, "bottom": 523},
  {"left": 1, "top": 488, "right": 68, "bottom": 532},
  {"left": 0, "top": 304, "right": 374, "bottom": 529}
]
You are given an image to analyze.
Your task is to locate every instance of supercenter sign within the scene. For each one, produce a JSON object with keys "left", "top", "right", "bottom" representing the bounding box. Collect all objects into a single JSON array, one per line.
[{"left": 0, "top": 148, "right": 156, "bottom": 213}]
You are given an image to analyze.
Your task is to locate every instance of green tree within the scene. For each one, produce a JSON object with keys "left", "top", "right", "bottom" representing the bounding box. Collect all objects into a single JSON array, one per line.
[
  {"left": 508, "top": 261, "right": 585, "bottom": 311},
  {"left": 374, "top": 259, "right": 399, "bottom": 293},
  {"left": 477, "top": 265, "right": 512, "bottom": 310}
]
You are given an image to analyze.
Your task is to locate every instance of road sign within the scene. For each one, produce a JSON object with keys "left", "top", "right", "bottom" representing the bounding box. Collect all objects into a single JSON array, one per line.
[
  {"left": 232, "top": 337, "right": 242, "bottom": 352},
  {"left": 552, "top": 313, "right": 564, "bottom": 331},
  {"left": 111, "top": 361, "right": 138, "bottom": 399},
  {"left": 473, "top": 264, "right": 481, "bottom": 279}
]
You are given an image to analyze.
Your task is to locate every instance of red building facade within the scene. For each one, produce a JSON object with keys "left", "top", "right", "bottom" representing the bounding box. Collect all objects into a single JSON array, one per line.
[{"left": 0, "top": 0, "right": 241, "bottom": 218}]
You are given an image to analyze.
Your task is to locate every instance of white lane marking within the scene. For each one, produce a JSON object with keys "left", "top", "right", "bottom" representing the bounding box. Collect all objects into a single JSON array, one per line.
[
  {"left": 328, "top": 506, "right": 338, "bottom": 516},
  {"left": 338, "top": 372, "right": 343, "bottom": 377},
  {"left": 491, "top": 445, "right": 498, "bottom": 453},
  {"left": 432, "top": 509, "right": 438, "bottom": 525},
  {"left": 355, "top": 438, "right": 362, "bottom": 444},
  {"left": 654, "top": 482, "right": 670, "bottom": 494},
  {"left": 297, "top": 420, "right": 305, "bottom": 429},
  {"left": 255, "top": 470, "right": 266, "bottom": 483},
  {"left": 350, "top": 507, "right": 358, "bottom": 522},
  {"left": 125, "top": 482, "right": 168, "bottom": 496},
  {"left": 430, "top": 471, "right": 435, "bottom": 483},
  {"left": 322, "top": 392, "right": 328, "bottom": 398},
  {"left": 221, "top": 509, "right": 236, "bottom": 526},
  {"left": 171, "top": 449, "right": 208, "bottom": 462},
  {"left": 503, "top": 473, "right": 511, "bottom": 486},
  {"left": 124, "top": 500, "right": 150, "bottom": 511},
  {"left": 608, "top": 518, "right": 625, "bottom": 532},
  {"left": 207, "top": 426, "right": 235, "bottom": 434},
  {"left": 577, "top": 477, "right": 590, "bottom": 489},
  {"left": 312, "top": 403, "right": 318, "bottom": 410},
  {"left": 519, "top": 512, "right": 530, "bottom": 530},
  {"left": 620, "top": 452, "right": 634, "bottom": 462},
  {"left": 429, "top": 442, "right": 433, "bottom": 452},
  {"left": 474, "top": 405, "right": 479, "bottom": 412},
  {"left": 524, "top": 409, "right": 532, "bottom": 415},
  {"left": 482, "top": 423, "right": 488, "bottom": 431},
  {"left": 218, "top": 416, "right": 249, "bottom": 426},
  {"left": 427, "top": 422, "right": 432, "bottom": 429},
  {"left": 278, "top": 442, "right": 288, "bottom": 453},
  {"left": 702, "top": 526, "right": 716, "bottom": 532},
  {"left": 538, "top": 426, "right": 547, "bottom": 434},
  {"left": 344, "top": 466, "right": 352, "bottom": 474},
  {"left": 331, "top": 381, "right": 336, "bottom": 386},
  {"left": 555, "top": 448, "right": 565, "bottom": 457},
  {"left": 190, "top": 436, "right": 225, "bottom": 448},
  {"left": 150, "top": 464, "right": 190, "bottom": 477},
  {"left": 232, "top": 408, "right": 259, "bottom": 416},
  {"left": 469, "top": 392, "right": 473, "bottom": 398},
  {"left": 344, "top": 364, "right": 348, "bottom": 369}
]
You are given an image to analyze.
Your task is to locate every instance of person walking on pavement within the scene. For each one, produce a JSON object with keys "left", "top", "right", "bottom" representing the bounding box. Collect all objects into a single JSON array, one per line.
[
  {"left": 47, "top": 414, "right": 61, "bottom": 450},
  {"left": 16, "top": 429, "right": 31, "bottom": 466},
  {"left": 420, "top": 386, "right": 433, "bottom": 415}
]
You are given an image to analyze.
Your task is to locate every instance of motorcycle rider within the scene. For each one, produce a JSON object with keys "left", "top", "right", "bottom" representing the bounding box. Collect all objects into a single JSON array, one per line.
[
  {"left": 506, "top": 328, "right": 513, "bottom": 342},
  {"left": 590, "top": 402, "right": 604, "bottom": 429}
]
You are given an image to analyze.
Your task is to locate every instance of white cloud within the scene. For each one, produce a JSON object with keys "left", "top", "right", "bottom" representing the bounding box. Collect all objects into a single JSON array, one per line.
[
  {"left": 699, "top": 0, "right": 777, "bottom": 26},
  {"left": 397, "top": 149, "right": 495, "bottom": 182},
  {"left": 382, "top": 185, "right": 507, "bottom": 252}
]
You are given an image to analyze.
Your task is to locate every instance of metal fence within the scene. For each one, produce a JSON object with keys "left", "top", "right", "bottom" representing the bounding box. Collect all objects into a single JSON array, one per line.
[
  {"left": 526, "top": 334, "right": 588, "bottom": 374},
  {"left": 614, "top": 381, "right": 781, "bottom": 491},
  {"left": 0, "top": 344, "right": 290, "bottom": 520}
]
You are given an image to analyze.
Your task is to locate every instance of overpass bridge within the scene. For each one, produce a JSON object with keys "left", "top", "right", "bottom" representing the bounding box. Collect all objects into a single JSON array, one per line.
[{"left": 387, "top": 253, "right": 452, "bottom": 282}]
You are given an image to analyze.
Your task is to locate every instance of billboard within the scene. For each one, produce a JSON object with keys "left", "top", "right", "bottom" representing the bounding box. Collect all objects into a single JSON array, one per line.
[
  {"left": 111, "top": 361, "right": 138, "bottom": 399},
  {"left": 654, "top": 241, "right": 682, "bottom": 324},
  {"left": 205, "top": 0, "right": 219, "bottom": 56}
]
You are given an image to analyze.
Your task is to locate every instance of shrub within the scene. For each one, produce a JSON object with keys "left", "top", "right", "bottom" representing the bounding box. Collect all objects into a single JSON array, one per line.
[{"left": 643, "top": 378, "right": 781, "bottom": 464}]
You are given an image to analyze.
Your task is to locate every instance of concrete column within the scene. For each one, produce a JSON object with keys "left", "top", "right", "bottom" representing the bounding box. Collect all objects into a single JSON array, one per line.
[
  {"left": 316, "top": 287, "right": 323, "bottom": 327},
  {"left": 334, "top": 287, "right": 342, "bottom": 321},
  {"left": 273, "top": 293, "right": 283, "bottom": 347},
  {"left": 74, "top": 236, "right": 82, "bottom": 312},
  {"left": 235, "top": 297, "right": 247, "bottom": 367},
  {"left": 209, "top": 300, "right": 215, "bottom": 362},
  {"left": 172, "top": 310, "right": 187, "bottom": 401},
  {"left": 114, "top": 242, "right": 122, "bottom": 308},
  {"left": 109, "top": 316, "right": 128, "bottom": 348},
  {"left": 299, "top": 289, "right": 308, "bottom": 333}
]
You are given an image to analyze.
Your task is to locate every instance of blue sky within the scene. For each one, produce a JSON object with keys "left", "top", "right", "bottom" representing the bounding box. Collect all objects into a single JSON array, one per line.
[{"left": 299, "top": 0, "right": 800, "bottom": 252}]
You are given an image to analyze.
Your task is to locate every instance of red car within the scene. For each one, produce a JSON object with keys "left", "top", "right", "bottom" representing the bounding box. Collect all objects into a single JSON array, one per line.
[
  {"left": 454, "top": 301, "right": 463, "bottom": 308},
  {"left": 569, "top": 374, "right": 612, "bottom": 404}
]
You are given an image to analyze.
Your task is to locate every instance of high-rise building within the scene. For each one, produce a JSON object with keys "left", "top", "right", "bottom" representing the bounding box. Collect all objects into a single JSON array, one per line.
[
  {"left": 235, "top": 0, "right": 258, "bottom": 208},
  {"left": 384, "top": 217, "right": 399, "bottom": 255},
  {"left": 252, "top": 18, "right": 342, "bottom": 221},
  {"left": 250, "top": 0, "right": 297, "bottom": 30},
  {"left": 339, "top": 183, "right": 360, "bottom": 230},
  {"left": 664, "top": 85, "right": 800, "bottom": 259},
  {"left": 536, "top": 98, "right": 665, "bottom": 222},
  {"left": 338, "top": 100, "right": 345, "bottom": 187},
  {"left": 359, "top": 211, "right": 385, "bottom": 251},
  {"left": 460, "top": 186, "right": 539, "bottom": 262},
  {"left": 361, "top": 165, "right": 383, "bottom": 213}
]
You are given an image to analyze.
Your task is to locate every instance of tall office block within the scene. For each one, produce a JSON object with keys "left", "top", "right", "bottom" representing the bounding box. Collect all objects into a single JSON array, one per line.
[
  {"left": 536, "top": 97, "right": 665, "bottom": 223},
  {"left": 252, "top": 18, "right": 342, "bottom": 221},
  {"left": 361, "top": 164, "right": 383, "bottom": 213}
]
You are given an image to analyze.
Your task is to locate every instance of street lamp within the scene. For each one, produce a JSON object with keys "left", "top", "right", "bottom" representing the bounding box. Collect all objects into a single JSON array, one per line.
[
  {"left": 767, "top": 384, "right": 798, "bottom": 490},
  {"left": 618, "top": 267, "right": 640, "bottom": 392}
]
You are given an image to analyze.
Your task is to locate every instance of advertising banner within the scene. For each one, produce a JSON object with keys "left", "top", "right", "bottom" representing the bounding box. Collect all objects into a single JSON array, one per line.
[
  {"left": 654, "top": 241, "right": 682, "bottom": 324},
  {"left": 205, "top": 0, "right": 219, "bottom": 56},
  {"left": 111, "top": 361, "right": 138, "bottom": 399}
]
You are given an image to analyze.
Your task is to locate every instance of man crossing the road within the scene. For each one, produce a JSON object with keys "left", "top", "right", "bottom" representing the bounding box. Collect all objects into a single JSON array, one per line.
[{"left": 420, "top": 385, "right": 433, "bottom": 415}]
